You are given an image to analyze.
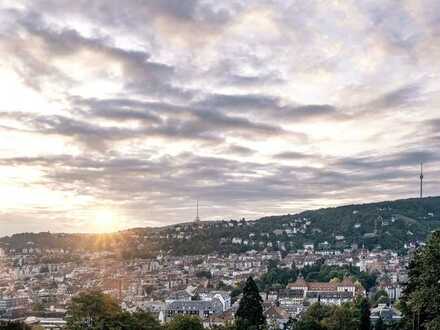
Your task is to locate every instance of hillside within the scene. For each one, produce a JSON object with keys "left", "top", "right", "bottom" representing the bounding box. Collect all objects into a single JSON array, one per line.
[{"left": 1, "top": 196, "right": 440, "bottom": 257}]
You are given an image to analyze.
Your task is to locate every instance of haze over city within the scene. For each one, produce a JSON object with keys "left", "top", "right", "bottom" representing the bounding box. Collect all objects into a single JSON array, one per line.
[{"left": 1, "top": 0, "right": 440, "bottom": 236}]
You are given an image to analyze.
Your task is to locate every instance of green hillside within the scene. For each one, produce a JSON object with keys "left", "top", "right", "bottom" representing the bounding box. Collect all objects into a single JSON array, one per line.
[{"left": 2, "top": 196, "right": 440, "bottom": 257}]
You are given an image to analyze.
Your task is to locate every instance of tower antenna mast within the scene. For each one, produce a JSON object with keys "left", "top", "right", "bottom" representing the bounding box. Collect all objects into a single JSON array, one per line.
[
  {"left": 195, "top": 200, "right": 200, "bottom": 222},
  {"left": 420, "top": 162, "right": 424, "bottom": 199}
]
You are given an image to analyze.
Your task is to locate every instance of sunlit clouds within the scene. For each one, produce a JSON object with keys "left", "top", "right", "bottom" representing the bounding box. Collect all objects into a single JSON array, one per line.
[{"left": 0, "top": 0, "right": 439, "bottom": 235}]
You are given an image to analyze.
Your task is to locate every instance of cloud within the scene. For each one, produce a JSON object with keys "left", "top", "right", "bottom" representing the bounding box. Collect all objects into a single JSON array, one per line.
[
  {"left": 364, "top": 82, "right": 424, "bottom": 110},
  {"left": 1, "top": 11, "right": 186, "bottom": 99},
  {"left": 225, "top": 144, "right": 255, "bottom": 156},
  {"left": 198, "top": 94, "right": 349, "bottom": 123},
  {"left": 274, "top": 151, "right": 318, "bottom": 160},
  {"left": 0, "top": 0, "right": 440, "bottom": 234},
  {"left": 336, "top": 150, "right": 439, "bottom": 171}
]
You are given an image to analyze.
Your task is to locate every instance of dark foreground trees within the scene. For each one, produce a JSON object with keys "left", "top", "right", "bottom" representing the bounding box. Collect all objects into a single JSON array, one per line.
[
  {"left": 66, "top": 291, "right": 207, "bottom": 330},
  {"left": 0, "top": 321, "right": 32, "bottom": 329},
  {"left": 66, "top": 290, "right": 161, "bottom": 330},
  {"left": 235, "top": 276, "right": 266, "bottom": 330},
  {"left": 291, "top": 299, "right": 372, "bottom": 330},
  {"left": 359, "top": 298, "right": 371, "bottom": 330},
  {"left": 165, "top": 315, "right": 204, "bottom": 330},
  {"left": 400, "top": 231, "right": 440, "bottom": 330}
]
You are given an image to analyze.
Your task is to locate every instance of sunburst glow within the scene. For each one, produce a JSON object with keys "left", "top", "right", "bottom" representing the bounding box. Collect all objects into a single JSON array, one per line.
[{"left": 93, "top": 210, "right": 119, "bottom": 233}]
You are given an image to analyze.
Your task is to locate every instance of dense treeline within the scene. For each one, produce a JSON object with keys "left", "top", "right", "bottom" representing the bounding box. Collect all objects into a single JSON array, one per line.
[
  {"left": 254, "top": 260, "right": 376, "bottom": 292},
  {"left": 400, "top": 231, "right": 440, "bottom": 329}
]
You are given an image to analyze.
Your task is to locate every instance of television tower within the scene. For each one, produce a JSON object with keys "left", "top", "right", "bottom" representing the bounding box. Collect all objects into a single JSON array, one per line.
[
  {"left": 420, "top": 162, "right": 424, "bottom": 199},
  {"left": 195, "top": 200, "right": 200, "bottom": 222}
]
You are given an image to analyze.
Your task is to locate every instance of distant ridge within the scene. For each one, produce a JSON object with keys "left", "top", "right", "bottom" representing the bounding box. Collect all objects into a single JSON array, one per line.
[{"left": 2, "top": 196, "right": 440, "bottom": 257}]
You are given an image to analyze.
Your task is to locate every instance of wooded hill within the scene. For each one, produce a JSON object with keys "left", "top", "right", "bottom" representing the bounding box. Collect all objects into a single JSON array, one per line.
[{"left": 2, "top": 196, "right": 440, "bottom": 257}]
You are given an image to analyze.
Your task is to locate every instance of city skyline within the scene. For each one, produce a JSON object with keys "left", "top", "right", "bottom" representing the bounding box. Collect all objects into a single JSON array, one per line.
[{"left": 1, "top": 0, "right": 440, "bottom": 236}]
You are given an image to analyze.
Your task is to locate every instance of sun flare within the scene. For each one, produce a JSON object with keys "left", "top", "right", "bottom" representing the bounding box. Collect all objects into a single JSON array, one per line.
[{"left": 93, "top": 210, "right": 118, "bottom": 233}]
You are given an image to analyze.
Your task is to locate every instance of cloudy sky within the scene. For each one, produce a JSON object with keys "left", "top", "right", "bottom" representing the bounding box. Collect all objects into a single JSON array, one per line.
[{"left": 0, "top": 0, "right": 439, "bottom": 235}]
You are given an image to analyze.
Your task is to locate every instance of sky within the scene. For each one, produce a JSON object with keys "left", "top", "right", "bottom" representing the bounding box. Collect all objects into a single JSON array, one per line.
[{"left": 0, "top": 0, "right": 440, "bottom": 235}]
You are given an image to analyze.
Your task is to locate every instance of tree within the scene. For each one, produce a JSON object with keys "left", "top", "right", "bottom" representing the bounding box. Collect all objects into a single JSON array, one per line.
[
  {"left": 293, "top": 319, "right": 323, "bottom": 330},
  {"left": 400, "top": 231, "right": 440, "bottom": 329},
  {"left": 359, "top": 298, "right": 371, "bottom": 330},
  {"left": 371, "top": 290, "right": 389, "bottom": 307},
  {"left": 114, "top": 310, "right": 162, "bottom": 330},
  {"left": 165, "top": 315, "right": 204, "bottom": 330},
  {"left": 32, "top": 301, "right": 45, "bottom": 312},
  {"left": 292, "top": 302, "right": 331, "bottom": 330},
  {"left": 66, "top": 290, "right": 161, "bottom": 329},
  {"left": 235, "top": 277, "right": 266, "bottom": 330},
  {"left": 303, "top": 302, "right": 332, "bottom": 324},
  {"left": 0, "top": 321, "right": 32, "bottom": 330},
  {"left": 66, "top": 290, "right": 121, "bottom": 329},
  {"left": 294, "top": 301, "right": 370, "bottom": 330},
  {"left": 230, "top": 286, "right": 242, "bottom": 304},
  {"left": 374, "top": 317, "right": 386, "bottom": 330},
  {"left": 321, "top": 304, "right": 359, "bottom": 330},
  {"left": 196, "top": 270, "right": 212, "bottom": 279}
]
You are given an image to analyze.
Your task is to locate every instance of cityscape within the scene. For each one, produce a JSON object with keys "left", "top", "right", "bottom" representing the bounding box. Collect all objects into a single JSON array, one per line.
[{"left": 1, "top": 0, "right": 440, "bottom": 329}]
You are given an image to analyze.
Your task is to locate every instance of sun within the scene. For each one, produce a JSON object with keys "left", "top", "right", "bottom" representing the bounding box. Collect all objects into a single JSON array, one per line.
[{"left": 93, "top": 210, "right": 118, "bottom": 233}]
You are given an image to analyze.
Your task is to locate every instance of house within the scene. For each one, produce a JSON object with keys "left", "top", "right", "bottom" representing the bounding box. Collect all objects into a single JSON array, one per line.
[
  {"left": 286, "top": 276, "right": 364, "bottom": 305},
  {"left": 278, "top": 289, "right": 305, "bottom": 307},
  {"left": 165, "top": 290, "right": 192, "bottom": 303},
  {"left": 197, "top": 290, "right": 231, "bottom": 311},
  {"left": 370, "top": 304, "right": 402, "bottom": 324},
  {"left": 378, "top": 279, "right": 402, "bottom": 301},
  {"left": 303, "top": 243, "right": 314, "bottom": 251},
  {"left": 305, "top": 291, "right": 354, "bottom": 305},
  {"left": 264, "top": 304, "right": 290, "bottom": 329},
  {"left": 232, "top": 238, "right": 242, "bottom": 244},
  {"left": 166, "top": 298, "right": 224, "bottom": 321},
  {"left": 24, "top": 317, "right": 66, "bottom": 330},
  {"left": 207, "top": 309, "right": 234, "bottom": 328}
]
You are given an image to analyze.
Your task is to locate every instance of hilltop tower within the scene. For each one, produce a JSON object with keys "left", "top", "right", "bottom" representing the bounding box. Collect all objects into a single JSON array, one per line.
[
  {"left": 420, "top": 162, "right": 424, "bottom": 199},
  {"left": 195, "top": 200, "right": 200, "bottom": 222}
]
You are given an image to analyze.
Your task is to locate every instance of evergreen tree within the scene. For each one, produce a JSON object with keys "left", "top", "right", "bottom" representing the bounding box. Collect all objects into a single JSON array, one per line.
[
  {"left": 359, "top": 298, "right": 371, "bottom": 330},
  {"left": 235, "top": 276, "right": 266, "bottom": 330},
  {"left": 400, "top": 231, "right": 440, "bottom": 329},
  {"left": 374, "top": 317, "right": 386, "bottom": 330}
]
